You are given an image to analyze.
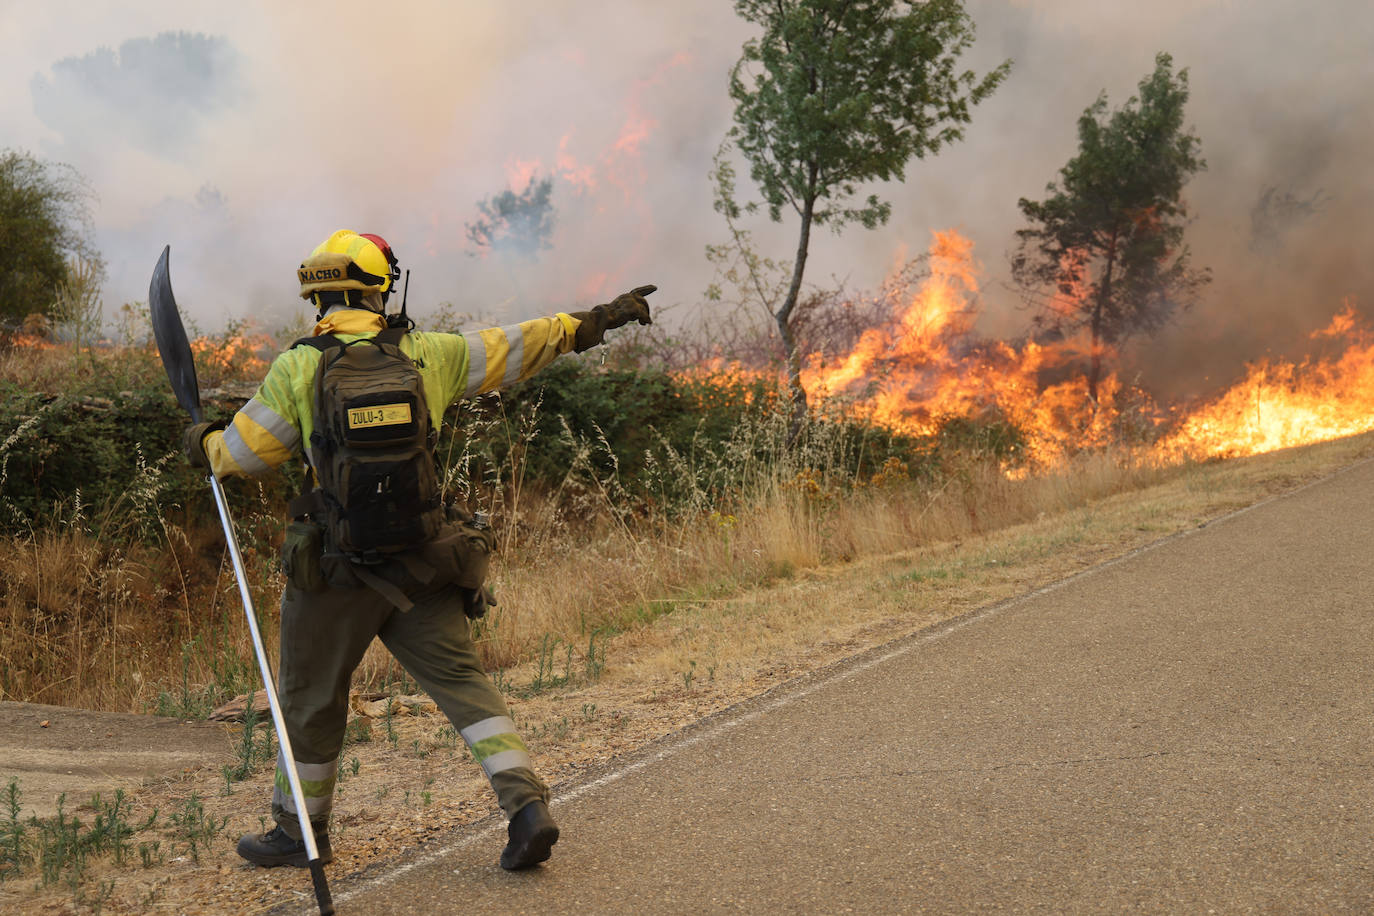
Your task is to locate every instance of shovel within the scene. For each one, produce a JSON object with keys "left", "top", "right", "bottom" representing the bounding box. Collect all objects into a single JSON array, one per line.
[{"left": 149, "top": 246, "right": 335, "bottom": 915}]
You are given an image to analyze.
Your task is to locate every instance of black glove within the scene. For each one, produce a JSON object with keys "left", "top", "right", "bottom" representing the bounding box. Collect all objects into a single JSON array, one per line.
[
  {"left": 182, "top": 420, "right": 226, "bottom": 469},
  {"left": 571, "top": 284, "right": 656, "bottom": 352}
]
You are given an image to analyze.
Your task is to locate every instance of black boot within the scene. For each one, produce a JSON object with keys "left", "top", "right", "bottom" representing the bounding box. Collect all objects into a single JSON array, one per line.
[
  {"left": 500, "top": 800, "right": 559, "bottom": 870},
  {"left": 236, "top": 825, "right": 332, "bottom": 868}
]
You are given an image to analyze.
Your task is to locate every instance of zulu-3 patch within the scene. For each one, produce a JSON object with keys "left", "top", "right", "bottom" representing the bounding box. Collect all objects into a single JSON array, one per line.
[
  {"left": 348, "top": 403, "right": 412, "bottom": 429},
  {"left": 340, "top": 389, "right": 421, "bottom": 447}
]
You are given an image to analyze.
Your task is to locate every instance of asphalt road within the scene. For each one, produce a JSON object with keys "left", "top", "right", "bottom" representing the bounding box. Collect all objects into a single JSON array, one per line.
[{"left": 329, "top": 459, "right": 1374, "bottom": 914}]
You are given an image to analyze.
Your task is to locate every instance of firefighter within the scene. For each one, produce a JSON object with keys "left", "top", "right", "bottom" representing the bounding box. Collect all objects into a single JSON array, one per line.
[{"left": 182, "top": 229, "right": 653, "bottom": 870}]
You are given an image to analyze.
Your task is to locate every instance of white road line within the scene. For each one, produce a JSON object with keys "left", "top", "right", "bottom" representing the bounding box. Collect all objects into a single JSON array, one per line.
[{"left": 321, "top": 456, "right": 1371, "bottom": 909}]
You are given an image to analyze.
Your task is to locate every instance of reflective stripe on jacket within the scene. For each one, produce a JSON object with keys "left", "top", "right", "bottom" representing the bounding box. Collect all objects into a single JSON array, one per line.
[{"left": 203, "top": 308, "right": 582, "bottom": 478}]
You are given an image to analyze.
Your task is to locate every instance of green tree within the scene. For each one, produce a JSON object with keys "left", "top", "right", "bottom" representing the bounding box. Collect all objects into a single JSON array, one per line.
[
  {"left": 0, "top": 150, "right": 101, "bottom": 322},
  {"left": 718, "top": 0, "right": 1009, "bottom": 421},
  {"left": 1012, "top": 53, "right": 1209, "bottom": 403}
]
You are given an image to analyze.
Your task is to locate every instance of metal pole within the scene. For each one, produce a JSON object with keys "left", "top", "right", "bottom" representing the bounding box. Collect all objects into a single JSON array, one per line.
[
  {"left": 208, "top": 474, "right": 334, "bottom": 913},
  {"left": 150, "top": 246, "right": 332, "bottom": 911}
]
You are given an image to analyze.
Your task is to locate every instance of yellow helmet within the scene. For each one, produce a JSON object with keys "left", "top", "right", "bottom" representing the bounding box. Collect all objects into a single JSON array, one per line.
[{"left": 297, "top": 230, "right": 394, "bottom": 299}]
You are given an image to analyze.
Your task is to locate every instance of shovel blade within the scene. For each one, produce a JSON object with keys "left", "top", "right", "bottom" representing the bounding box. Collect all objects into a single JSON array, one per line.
[{"left": 149, "top": 245, "right": 203, "bottom": 422}]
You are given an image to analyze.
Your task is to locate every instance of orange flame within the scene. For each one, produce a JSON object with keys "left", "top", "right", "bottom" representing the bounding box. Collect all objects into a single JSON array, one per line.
[
  {"left": 1157, "top": 301, "right": 1374, "bottom": 461},
  {"left": 7, "top": 333, "right": 57, "bottom": 350},
  {"left": 799, "top": 230, "right": 1126, "bottom": 465},
  {"left": 189, "top": 328, "right": 275, "bottom": 382},
  {"left": 764, "top": 230, "right": 1372, "bottom": 469}
]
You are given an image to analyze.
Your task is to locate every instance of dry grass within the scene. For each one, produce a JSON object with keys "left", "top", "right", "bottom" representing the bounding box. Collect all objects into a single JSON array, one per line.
[
  {"left": 1, "top": 435, "right": 1171, "bottom": 714},
  {"left": 0, "top": 515, "right": 275, "bottom": 712},
  {"left": 465, "top": 448, "right": 1172, "bottom": 674},
  {"left": 600, "top": 429, "right": 1374, "bottom": 689},
  {"left": 0, "top": 332, "right": 291, "bottom": 712}
]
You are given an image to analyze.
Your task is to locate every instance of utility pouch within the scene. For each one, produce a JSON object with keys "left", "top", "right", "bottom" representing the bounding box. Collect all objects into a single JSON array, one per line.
[
  {"left": 281, "top": 520, "right": 326, "bottom": 592},
  {"left": 421, "top": 509, "right": 496, "bottom": 591},
  {"left": 320, "top": 548, "right": 363, "bottom": 590}
]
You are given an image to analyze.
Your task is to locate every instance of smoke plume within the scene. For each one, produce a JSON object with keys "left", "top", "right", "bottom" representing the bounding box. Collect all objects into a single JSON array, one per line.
[{"left": 1, "top": 0, "right": 1369, "bottom": 399}]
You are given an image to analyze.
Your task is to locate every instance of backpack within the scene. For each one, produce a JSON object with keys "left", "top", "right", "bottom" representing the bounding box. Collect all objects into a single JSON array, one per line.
[{"left": 289, "top": 327, "right": 444, "bottom": 559}]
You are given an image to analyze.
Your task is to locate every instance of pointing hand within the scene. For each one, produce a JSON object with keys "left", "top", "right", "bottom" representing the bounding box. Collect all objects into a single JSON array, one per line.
[{"left": 571, "top": 284, "right": 658, "bottom": 351}]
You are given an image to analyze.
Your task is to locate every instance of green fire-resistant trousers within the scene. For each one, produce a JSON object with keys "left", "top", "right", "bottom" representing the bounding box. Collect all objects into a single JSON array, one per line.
[{"left": 269, "top": 577, "right": 548, "bottom": 840}]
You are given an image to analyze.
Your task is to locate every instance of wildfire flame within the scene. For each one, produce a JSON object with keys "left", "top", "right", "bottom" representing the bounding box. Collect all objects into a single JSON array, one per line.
[
  {"left": 6, "top": 333, "right": 57, "bottom": 351},
  {"left": 189, "top": 330, "right": 275, "bottom": 381},
  {"left": 1157, "top": 301, "right": 1374, "bottom": 461},
  {"left": 800, "top": 230, "right": 1130, "bottom": 465},
  {"left": 777, "top": 230, "right": 1374, "bottom": 468}
]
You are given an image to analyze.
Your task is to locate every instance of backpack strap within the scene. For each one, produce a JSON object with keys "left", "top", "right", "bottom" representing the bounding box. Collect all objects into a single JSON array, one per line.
[
  {"left": 286, "top": 334, "right": 344, "bottom": 518},
  {"left": 292, "top": 329, "right": 405, "bottom": 351},
  {"left": 374, "top": 326, "right": 408, "bottom": 348},
  {"left": 290, "top": 333, "right": 346, "bottom": 353},
  {"left": 287, "top": 488, "right": 328, "bottom": 520},
  {"left": 352, "top": 567, "right": 415, "bottom": 612}
]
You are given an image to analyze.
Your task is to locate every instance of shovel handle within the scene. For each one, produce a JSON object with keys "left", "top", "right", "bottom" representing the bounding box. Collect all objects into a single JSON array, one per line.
[{"left": 152, "top": 246, "right": 333, "bottom": 914}]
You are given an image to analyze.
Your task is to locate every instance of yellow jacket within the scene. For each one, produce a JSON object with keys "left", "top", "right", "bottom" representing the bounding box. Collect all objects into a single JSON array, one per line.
[{"left": 204, "top": 308, "right": 582, "bottom": 478}]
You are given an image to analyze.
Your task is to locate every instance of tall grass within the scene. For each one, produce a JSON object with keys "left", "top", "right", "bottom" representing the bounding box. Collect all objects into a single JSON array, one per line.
[
  {"left": 0, "top": 442, "right": 273, "bottom": 711},
  {"left": 466, "top": 429, "right": 1166, "bottom": 671}
]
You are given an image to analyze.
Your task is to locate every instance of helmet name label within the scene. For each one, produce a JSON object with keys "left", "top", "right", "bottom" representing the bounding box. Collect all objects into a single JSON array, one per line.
[
  {"left": 298, "top": 266, "right": 345, "bottom": 284},
  {"left": 347, "top": 403, "right": 413, "bottom": 429}
]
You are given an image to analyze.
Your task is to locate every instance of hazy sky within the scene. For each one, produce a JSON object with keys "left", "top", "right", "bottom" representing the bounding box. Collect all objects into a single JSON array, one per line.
[{"left": 3, "top": 0, "right": 1370, "bottom": 394}]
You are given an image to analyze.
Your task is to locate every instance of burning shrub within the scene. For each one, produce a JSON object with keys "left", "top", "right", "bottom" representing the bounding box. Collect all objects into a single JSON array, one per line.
[{"left": 930, "top": 412, "right": 1030, "bottom": 470}]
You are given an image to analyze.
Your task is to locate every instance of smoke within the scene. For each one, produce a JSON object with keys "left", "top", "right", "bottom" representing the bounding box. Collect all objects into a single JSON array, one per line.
[
  {"left": 3, "top": 0, "right": 1371, "bottom": 400},
  {"left": 31, "top": 32, "right": 241, "bottom": 157},
  {"left": 933, "top": 0, "right": 1374, "bottom": 398}
]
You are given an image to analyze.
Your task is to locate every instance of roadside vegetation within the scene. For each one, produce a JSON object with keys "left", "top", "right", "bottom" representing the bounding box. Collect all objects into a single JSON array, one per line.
[
  {"left": 0, "top": 39, "right": 1215, "bottom": 719},
  {"left": 0, "top": 324, "right": 1160, "bottom": 713}
]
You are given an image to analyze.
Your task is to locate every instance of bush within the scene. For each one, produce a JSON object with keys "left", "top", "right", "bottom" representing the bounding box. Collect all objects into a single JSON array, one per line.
[
  {"left": 445, "top": 358, "right": 932, "bottom": 518},
  {"left": 0, "top": 339, "right": 1034, "bottom": 541},
  {"left": 478, "top": 359, "right": 777, "bottom": 483},
  {"left": 0, "top": 378, "right": 296, "bottom": 537},
  {"left": 0, "top": 150, "right": 102, "bottom": 321}
]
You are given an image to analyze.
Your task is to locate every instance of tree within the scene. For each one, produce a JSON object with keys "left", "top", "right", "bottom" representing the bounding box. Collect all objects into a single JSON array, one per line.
[
  {"left": 1012, "top": 53, "right": 1208, "bottom": 403},
  {"left": 0, "top": 150, "right": 101, "bottom": 322},
  {"left": 465, "top": 175, "right": 556, "bottom": 260},
  {"left": 53, "top": 253, "right": 104, "bottom": 349},
  {"left": 718, "top": 0, "right": 1009, "bottom": 420}
]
